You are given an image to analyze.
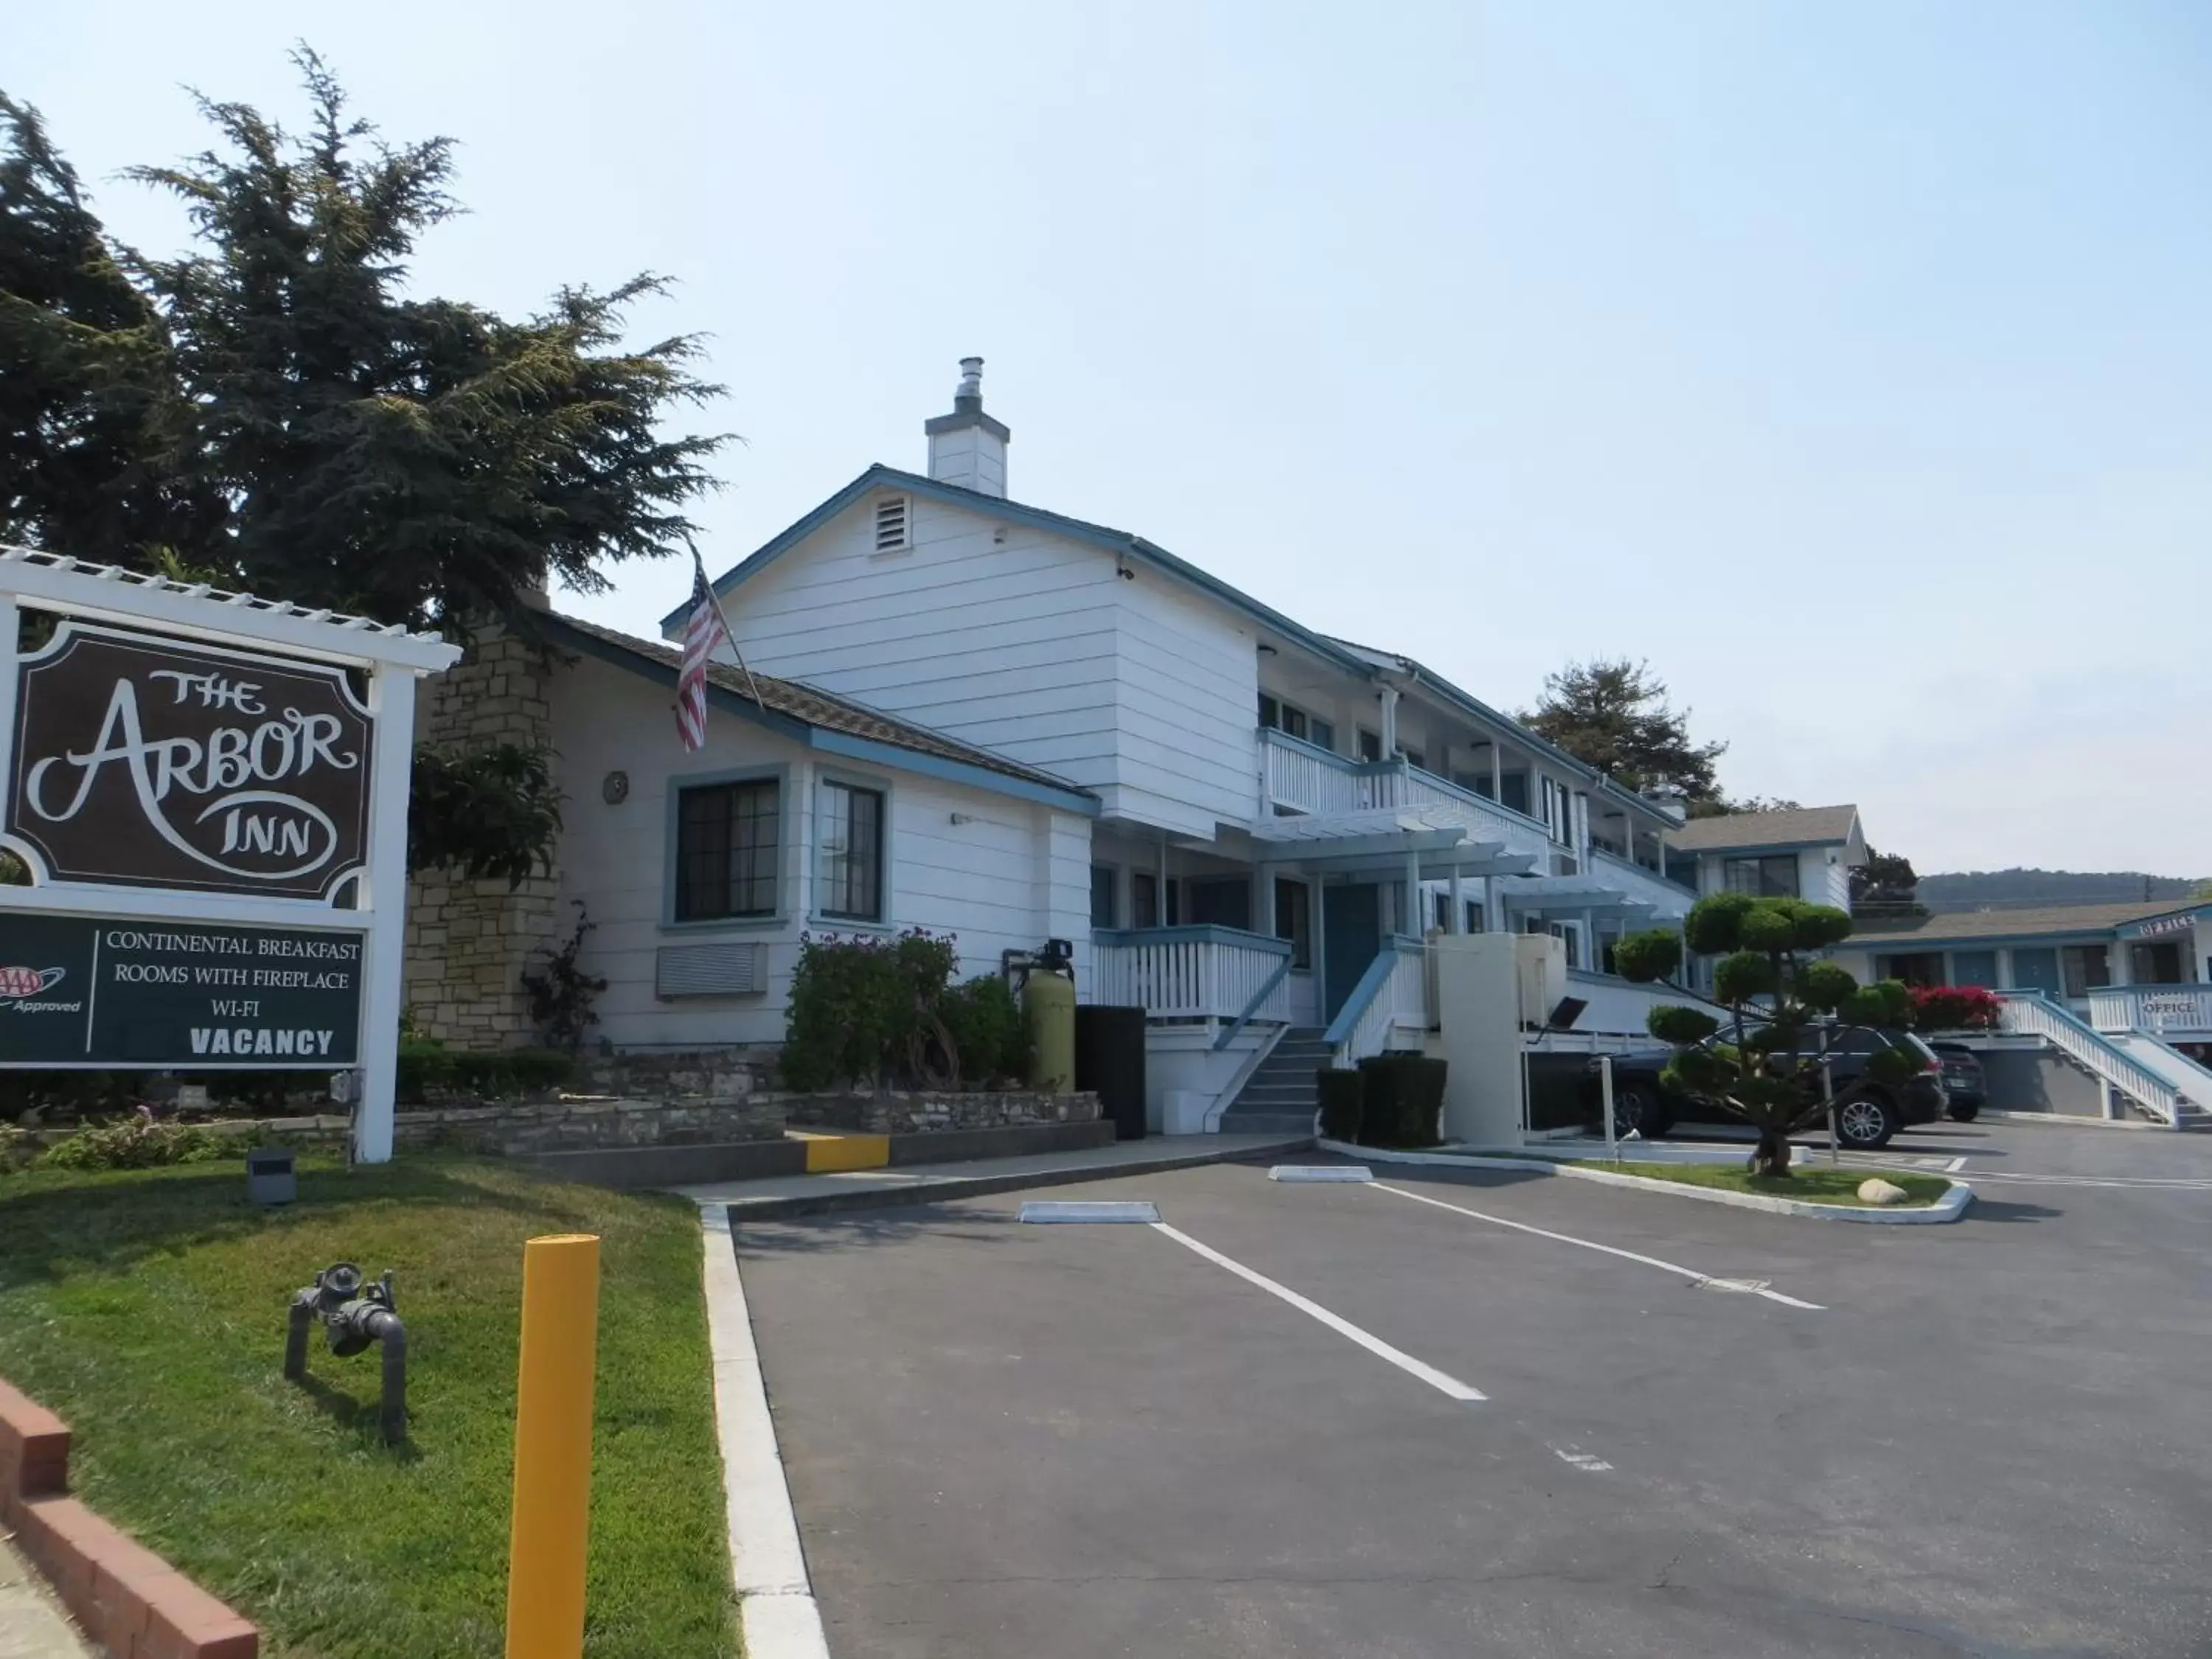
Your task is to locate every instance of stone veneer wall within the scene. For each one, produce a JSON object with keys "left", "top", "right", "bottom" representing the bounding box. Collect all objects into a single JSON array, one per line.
[
  {"left": 173, "top": 1097, "right": 788, "bottom": 1157},
  {"left": 403, "top": 630, "right": 563, "bottom": 1050},
  {"left": 580, "top": 1048, "right": 781, "bottom": 1103},
  {"left": 777, "top": 1090, "right": 1099, "bottom": 1136}
]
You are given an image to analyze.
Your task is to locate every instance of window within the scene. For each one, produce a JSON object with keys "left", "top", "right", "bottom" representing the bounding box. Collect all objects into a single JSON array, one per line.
[
  {"left": 872, "top": 494, "right": 911, "bottom": 553},
  {"left": 1133, "top": 872, "right": 1180, "bottom": 928},
  {"left": 1186, "top": 877, "right": 1251, "bottom": 930},
  {"left": 1877, "top": 951, "right": 1945, "bottom": 988},
  {"left": 1401, "top": 748, "right": 1425, "bottom": 771},
  {"left": 1499, "top": 771, "right": 1529, "bottom": 815},
  {"left": 2062, "top": 945, "right": 2110, "bottom": 999},
  {"left": 1464, "top": 899, "right": 1484, "bottom": 933},
  {"left": 1453, "top": 769, "right": 1490, "bottom": 797},
  {"left": 674, "top": 778, "right": 780, "bottom": 922},
  {"left": 1722, "top": 855, "right": 1799, "bottom": 898},
  {"left": 1357, "top": 727, "right": 1382, "bottom": 762},
  {"left": 1259, "top": 694, "right": 1330, "bottom": 751},
  {"left": 2129, "top": 941, "right": 2186, "bottom": 985},
  {"left": 1432, "top": 891, "right": 1450, "bottom": 931},
  {"left": 1274, "top": 877, "right": 1312, "bottom": 970},
  {"left": 1090, "top": 865, "right": 1117, "bottom": 929},
  {"left": 817, "top": 780, "right": 884, "bottom": 920}
]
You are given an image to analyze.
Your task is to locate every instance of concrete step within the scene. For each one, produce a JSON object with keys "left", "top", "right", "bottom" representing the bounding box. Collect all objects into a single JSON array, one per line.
[{"left": 1217, "top": 1110, "right": 1317, "bottom": 1135}]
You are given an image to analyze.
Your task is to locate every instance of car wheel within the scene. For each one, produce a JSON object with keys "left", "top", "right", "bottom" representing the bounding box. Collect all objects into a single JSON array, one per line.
[
  {"left": 1610, "top": 1082, "right": 1668, "bottom": 1138},
  {"left": 1947, "top": 1102, "right": 1981, "bottom": 1123},
  {"left": 1835, "top": 1093, "right": 1897, "bottom": 1150}
]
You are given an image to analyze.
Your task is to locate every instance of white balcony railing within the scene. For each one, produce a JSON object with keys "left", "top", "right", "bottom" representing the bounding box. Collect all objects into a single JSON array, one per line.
[
  {"left": 1324, "top": 936, "right": 1429, "bottom": 1068},
  {"left": 2089, "top": 984, "right": 2212, "bottom": 1036},
  {"left": 1259, "top": 730, "right": 1557, "bottom": 860},
  {"left": 1090, "top": 925, "right": 1294, "bottom": 1025},
  {"left": 1997, "top": 991, "right": 2182, "bottom": 1126}
]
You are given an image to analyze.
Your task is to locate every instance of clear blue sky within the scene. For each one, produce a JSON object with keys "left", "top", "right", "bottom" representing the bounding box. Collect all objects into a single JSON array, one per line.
[{"left": 14, "top": 1, "right": 2210, "bottom": 876}]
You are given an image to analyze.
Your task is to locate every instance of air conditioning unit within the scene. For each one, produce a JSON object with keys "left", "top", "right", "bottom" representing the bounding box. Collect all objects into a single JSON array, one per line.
[{"left": 655, "top": 942, "right": 768, "bottom": 1000}]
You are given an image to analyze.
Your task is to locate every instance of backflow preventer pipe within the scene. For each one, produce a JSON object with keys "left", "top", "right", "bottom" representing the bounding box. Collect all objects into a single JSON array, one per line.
[{"left": 285, "top": 1262, "right": 407, "bottom": 1444}]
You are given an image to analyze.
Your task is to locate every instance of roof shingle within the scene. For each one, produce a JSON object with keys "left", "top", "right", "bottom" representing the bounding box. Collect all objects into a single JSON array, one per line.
[
  {"left": 545, "top": 612, "right": 1095, "bottom": 800},
  {"left": 1667, "top": 805, "right": 1860, "bottom": 853},
  {"left": 1846, "top": 900, "right": 2203, "bottom": 946}
]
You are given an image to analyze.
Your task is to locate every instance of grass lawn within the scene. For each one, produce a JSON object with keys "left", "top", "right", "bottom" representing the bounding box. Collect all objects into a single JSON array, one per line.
[
  {"left": 1575, "top": 1158, "right": 1952, "bottom": 1206},
  {"left": 0, "top": 1155, "right": 732, "bottom": 1658}
]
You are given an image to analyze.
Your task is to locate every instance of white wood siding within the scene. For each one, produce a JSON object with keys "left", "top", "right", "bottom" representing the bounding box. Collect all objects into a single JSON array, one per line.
[
  {"left": 717, "top": 492, "right": 1124, "bottom": 795},
  {"left": 548, "top": 652, "right": 1086, "bottom": 1051},
  {"left": 712, "top": 490, "right": 1260, "bottom": 839}
]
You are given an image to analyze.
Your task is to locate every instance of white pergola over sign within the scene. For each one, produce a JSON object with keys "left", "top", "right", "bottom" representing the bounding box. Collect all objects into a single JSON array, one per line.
[{"left": 0, "top": 546, "right": 462, "bottom": 1162}]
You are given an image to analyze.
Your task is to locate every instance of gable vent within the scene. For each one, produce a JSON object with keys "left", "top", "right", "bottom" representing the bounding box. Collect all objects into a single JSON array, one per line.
[
  {"left": 873, "top": 495, "right": 911, "bottom": 554},
  {"left": 655, "top": 942, "right": 768, "bottom": 1000}
]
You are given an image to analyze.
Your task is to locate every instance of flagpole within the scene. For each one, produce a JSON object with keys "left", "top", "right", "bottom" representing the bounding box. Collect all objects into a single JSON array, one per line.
[{"left": 689, "top": 540, "right": 764, "bottom": 710}]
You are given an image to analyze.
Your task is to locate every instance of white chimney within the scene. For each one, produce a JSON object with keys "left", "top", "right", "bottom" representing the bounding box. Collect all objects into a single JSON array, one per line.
[{"left": 923, "top": 355, "right": 1009, "bottom": 498}]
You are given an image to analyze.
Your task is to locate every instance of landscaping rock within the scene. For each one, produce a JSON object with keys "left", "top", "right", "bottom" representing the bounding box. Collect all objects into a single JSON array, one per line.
[{"left": 1857, "top": 1176, "right": 1910, "bottom": 1206}]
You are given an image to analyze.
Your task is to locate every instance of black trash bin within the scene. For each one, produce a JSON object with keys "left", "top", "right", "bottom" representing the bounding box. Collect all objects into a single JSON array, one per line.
[{"left": 1076, "top": 1004, "right": 1147, "bottom": 1141}]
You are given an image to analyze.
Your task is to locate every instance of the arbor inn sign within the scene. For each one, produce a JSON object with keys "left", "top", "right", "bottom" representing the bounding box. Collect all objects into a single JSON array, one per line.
[
  {"left": 8, "top": 625, "right": 374, "bottom": 898},
  {"left": 0, "top": 546, "right": 460, "bottom": 1161}
]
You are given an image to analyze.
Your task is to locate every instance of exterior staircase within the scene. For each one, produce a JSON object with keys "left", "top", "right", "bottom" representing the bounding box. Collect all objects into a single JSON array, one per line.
[
  {"left": 2107, "top": 1032, "right": 2212, "bottom": 1130},
  {"left": 1217, "top": 1026, "right": 1329, "bottom": 1135}
]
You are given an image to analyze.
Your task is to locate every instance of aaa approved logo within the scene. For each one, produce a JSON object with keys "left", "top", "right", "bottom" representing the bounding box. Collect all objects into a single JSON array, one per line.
[{"left": 0, "top": 966, "right": 69, "bottom": 1006}]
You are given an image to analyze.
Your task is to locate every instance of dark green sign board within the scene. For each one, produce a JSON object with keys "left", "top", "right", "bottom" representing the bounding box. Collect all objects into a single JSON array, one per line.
[{"left": 0, "top": 914, "right": 362, "bottom": 1068}]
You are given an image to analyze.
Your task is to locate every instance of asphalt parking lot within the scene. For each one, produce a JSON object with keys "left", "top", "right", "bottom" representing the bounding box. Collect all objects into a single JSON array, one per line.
[{"left": 733, "top": 1122, "right": 2212, "bottom": 1658}]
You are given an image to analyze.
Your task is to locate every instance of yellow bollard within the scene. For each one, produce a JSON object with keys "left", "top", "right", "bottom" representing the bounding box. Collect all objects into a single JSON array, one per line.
[{"left": 504, "top": 1233, "right": 601, "bottom": 1659}]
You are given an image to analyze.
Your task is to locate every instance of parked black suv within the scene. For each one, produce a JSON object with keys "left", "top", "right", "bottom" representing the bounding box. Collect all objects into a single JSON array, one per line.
[
  {"left": 1930, "top": 1041, "right": 1986, "bottom": 1122},
  {"left": 1586, "top": 1027, "right": 1949, "bottom": 1150}
]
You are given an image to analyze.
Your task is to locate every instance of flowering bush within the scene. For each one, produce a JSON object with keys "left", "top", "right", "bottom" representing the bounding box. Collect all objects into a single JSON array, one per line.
[{"left": 1908, "top": 984, "right": 2003, "bottom": 1032}]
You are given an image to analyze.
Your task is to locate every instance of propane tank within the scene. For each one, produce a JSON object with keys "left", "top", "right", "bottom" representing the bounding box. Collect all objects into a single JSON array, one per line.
[{"left": 1024, "top": 969, "right": 1077, "bottom": 1092}]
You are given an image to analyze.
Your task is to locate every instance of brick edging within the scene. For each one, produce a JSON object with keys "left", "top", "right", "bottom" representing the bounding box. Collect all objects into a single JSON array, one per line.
[{"left": 0, "top": 1377, "right": 258, "bottom": 1658}]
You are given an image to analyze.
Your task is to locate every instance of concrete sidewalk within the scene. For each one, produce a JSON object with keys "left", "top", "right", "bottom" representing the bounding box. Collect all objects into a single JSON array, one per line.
[
  {"left": 677, "top": 1132, "right": 1311, "bottom": 1218},
  {"left": 0, "top": 1536, "right": 91, "bottom": 1659}
]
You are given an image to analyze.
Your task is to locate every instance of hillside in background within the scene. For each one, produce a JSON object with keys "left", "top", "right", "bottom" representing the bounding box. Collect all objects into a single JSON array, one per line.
[{"left": 1918, "top": 869, "right": 2209, "bottom": 913}]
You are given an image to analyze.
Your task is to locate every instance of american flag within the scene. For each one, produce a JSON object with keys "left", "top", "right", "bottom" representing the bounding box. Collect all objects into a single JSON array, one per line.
[{"left": 675, "top": 552, "right": 732, "bottom": 751}]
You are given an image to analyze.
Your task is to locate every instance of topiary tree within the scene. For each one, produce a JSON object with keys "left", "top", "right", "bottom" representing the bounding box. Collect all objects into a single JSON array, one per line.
[{"left": 1613, "top": 893, "right": 1919, "bottom": 1178}]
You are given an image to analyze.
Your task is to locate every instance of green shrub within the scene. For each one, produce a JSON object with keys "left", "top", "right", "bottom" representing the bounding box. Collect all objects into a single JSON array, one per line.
[
  {"left": 939, "top": 975, "right": 1029, "bottom": 1086},
  {"left": 397, "top": 1037, "right": 574, "bottom": 1102},
  {"left": 782, "top": 928, "right": 963, "bottom": 1091},
  {"left": 1316, "top": 1068, "right": 1363, "bottom": 1141},
  {"left": 41, "top": 1109, "right": 233, "bottom": 1172},
  {"left": 1354, "top": 1054, "right": 1447, "bottom": 1147}
]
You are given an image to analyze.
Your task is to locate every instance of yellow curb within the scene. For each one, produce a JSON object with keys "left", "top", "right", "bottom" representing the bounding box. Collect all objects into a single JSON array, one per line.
[{"left": 788, "top": 1131, "right": 891, "bottom": 1173}]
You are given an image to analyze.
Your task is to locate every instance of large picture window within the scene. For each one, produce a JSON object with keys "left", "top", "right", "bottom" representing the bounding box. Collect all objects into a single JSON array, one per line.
[
  {"left": 674, "top": 778, "right": 780, "bottom": 922},
  {"left": 818, "top": 780, "right": 884, "bottom": 921},
  {"left": 1722, "top": 854, "right": 1799, "bottom": 898}
]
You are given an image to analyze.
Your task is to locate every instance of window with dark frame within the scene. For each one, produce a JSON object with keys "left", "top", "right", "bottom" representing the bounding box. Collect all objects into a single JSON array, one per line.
[
  {"left": 1722, "top": 854, "right": 1799, "bottom": 898},
  {"left": 818, "top": 779, "right": 884, "bottom": 920},
  {"left": 1357, "top": 728, "right": 1382, "bottom": 762},
  {"left": 674, "top": 777, "right": 781, "bottom": 922},
  {"left": 1260, "top": 692, "right": 1329, "bottom": 750},
  {"left": 2061, "top": 945, "right": 2111, "bottom": 999}
]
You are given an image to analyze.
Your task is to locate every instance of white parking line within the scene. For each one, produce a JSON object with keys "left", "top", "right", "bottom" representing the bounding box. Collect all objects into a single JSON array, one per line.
[
  {"left": 1368, "top": 1182, "right": 1825, "bottom": 1311},
  {"left": 1149, "top": 1222, "right": 1486, "bottom": 1402},
  {"left": 1553, "top": 1446, "right": 1613, "bottom": 1473},
  {"left": 1947, "top": 1156, "right": 1969, "bottom": 1173}
]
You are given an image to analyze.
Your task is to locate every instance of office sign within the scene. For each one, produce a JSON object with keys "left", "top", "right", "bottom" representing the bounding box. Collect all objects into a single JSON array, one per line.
[
  {"left": 8, "top": 623, "right": 373, "bottom": 899},
  {"left": 2126, "top": 911, "right": 2197, "bottom": 941},
  {"left": 0, "top": 914, "right": 362, "bottom": 1067}
]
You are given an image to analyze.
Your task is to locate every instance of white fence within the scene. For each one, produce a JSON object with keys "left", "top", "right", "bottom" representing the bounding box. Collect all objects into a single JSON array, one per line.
[
  {"left": 2089, "top": 985, "right": 2212, "bottom": 1037},
  {"left": 1997, "top": 991, "right": 2181, "bottom": 1126},
  {"left": 1090, "top": 926, "right": 1293, "bottom": 1023},
  {"left": 1326, "top": 940, "right": 1428, "bottom": 1068}
]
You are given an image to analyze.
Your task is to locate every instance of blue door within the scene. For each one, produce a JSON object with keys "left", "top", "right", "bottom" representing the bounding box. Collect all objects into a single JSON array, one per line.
[
  {"left": 1322, "top": 883, "right": 1382, "bottom": 1022},
  {"left": 2011, "top": 947, "right": 2062, "bottom": 996}
]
